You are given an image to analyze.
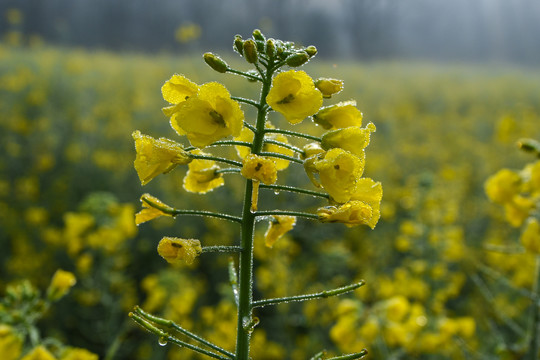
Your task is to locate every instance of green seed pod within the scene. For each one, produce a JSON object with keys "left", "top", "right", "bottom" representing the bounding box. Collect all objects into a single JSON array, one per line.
[
  {"left": 252, "top": 29, "right": 265, "bottom": 42},
  {"left": 266, "top": 38, "right": 276, "bottom": 58},
  {"left": 243, "top": 39, "right": 258, "bottom": 64},
  {"left": 518, "top": 138, "right": 540, "bottom": 157},
  {"left": 203, "top": 53, "right": 229, "bottom": 73},
  {"left": 233, "top": 35, "right": 244, "bottom": 55},
  {"left": 305, "top": 45, "right": 318, "bottom": 57},
  {"left": 286, "top": 51, "right": 310, "bottom": 67}
]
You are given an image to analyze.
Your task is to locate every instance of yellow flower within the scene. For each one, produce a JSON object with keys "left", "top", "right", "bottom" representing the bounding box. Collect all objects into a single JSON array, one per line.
[
  {"left": 60, "top": 348, "right": 99, "bottom": 360},
  {"left": 504, "top": 195, "right": 535, "bottom": 227},
  {"left": 301, "top": 142, "right": 325, "bottom": 160},
  {"left": 484, "top": 168, "right": 521, "bottom": 204},
  {"left": 264, "top": 215, "right": 296, "bottom": 247},
  {"left": 157, "top": 237, "right": 202, "bottom": 265},
  {"left": 351, "top": 178, "right": 383, "bottom": 229},
  {"left": 306, "top": 148, "right": 365, "bottom": 203},
  {"left": 241, "top": 154, "right": 278, "bottom": 185},
  {"left": 161, "top": 74, "right": 199, "bottom": 105},
  {"left": 47, "top": 269, "right": 76, "bottom": 301},
  {"left": 169, "top": 82, "right": 244, "bottom": 148},
  {"left": 314, "top": 78, "right": 344, "bottom": 98},
  {"left": 385, "top": 295, "right": 410, "bottom": 322},
  {"left": 321, "top": 123, "right": 376, "bottom": 157},
  {"left": 234, "top": 127, "right": 254, "bottom": 159},
  {"left": 0, "top": 325, "right": 22, "bottom": 360},
  {"left": 132, "top": 130, "right": 192, "bottom": 185},
  {"left": 21, "top": 346, "right": 56, "bottom": 360},
  {"left": 521, "top": 218, "right": 540, "bottom": 254},
  {"left": 135, "top": 193, "right": 175, "bottom": 225},
  {"left": 312, "top": 101, "right": 363, "bottom": 130},
  {"left": 266, "top": 70, "right": 323, "bottom": 124},
  {"left": 524, "top": 160, "right": 540, "bottom": 194},
  {"left": 183, "top": 151, "right": 224, "bottom": 193},
  {"left": 317, "top": 201, "right": 373, "bottom": 227}
]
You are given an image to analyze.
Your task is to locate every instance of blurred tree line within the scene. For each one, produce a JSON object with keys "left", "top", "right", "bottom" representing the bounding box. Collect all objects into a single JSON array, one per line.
[{"left": 1, "top": 0, "right": 539, "bottom": 63}]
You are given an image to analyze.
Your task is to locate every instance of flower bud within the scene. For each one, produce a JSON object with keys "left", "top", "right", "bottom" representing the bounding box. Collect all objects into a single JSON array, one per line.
[
  {"left": 243, "top": 39, "right": 258, "bottom": 64},
  {"left": 305, "top": 45, "right": 318, "bottom": 57},
  {"left": 47, "top": 269, "right": 76, "bottom": 301},
  {"left": 203, "top": 52, "right": 229, "bottom": 73},
  {"left": 266, "top": 38, "right": 276, "bottom": 58},
  {"left": 315, "top": 78, "right": 344, "bottom": 98},
  {"left": 286, "top": 51, "right": 310, "bottom": 67},
  {"left": 252, "top": 29, "right": 265, "bottom": 42},
  {"left": 233, "top": 35, "right": 244, "bottom": 55},
  {"left": 518, "top": 138, "right": 540, "bottom": 157}
]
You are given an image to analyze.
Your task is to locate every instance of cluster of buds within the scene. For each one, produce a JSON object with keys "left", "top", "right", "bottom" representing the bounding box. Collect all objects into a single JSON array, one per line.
[{"left": 233, "top": 29, "right": 317, "bottom": 67}]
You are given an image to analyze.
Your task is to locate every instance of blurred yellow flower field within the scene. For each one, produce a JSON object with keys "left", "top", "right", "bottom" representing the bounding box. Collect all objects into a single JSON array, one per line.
[{"left": 1, "top": 38, "right": 540, "bottom": 359}]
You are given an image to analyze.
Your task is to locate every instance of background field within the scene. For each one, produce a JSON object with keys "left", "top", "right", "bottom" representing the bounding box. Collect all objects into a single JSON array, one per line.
[{"left": 1, "top": 14, "right": 540, "bottom": 360}]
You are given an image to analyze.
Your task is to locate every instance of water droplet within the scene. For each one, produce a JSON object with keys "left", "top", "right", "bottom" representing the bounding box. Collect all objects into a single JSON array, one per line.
[
  {"left": 273, "top": 190, "right": 280, "bottom": 195},
  {"left": 242, "top": 316, "right": 251, "bottom": 330},
  {"left": 158, "top": 337, "right": 168, "bottom": 346}
]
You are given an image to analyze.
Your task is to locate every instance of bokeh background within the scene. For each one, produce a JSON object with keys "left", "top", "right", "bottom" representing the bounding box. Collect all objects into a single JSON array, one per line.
[{"left": 1, "top": 0, "right": 540, "bottom": 359}]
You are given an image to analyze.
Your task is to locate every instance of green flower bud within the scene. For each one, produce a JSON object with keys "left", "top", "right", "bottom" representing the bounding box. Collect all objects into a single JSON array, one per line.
[
  {"left": 243, "top": 39, "right": 258, "bottom": 64},
  {"left": 203, "top": 53, "right": 229, "bottom": 73},
  {"left": 252, "top": 29, "right": 265, "bottom": 42},
  {"left": 266, "top": 39, "right": 276, "bottom": 58},
  {"left": 305, "top": 45, "right": 318, "bottom": 57},
  {"left": 234, "top": 35, "right": 244, "bottom": 55},
  {"left": 286, "top": 51, "right": 310, "bottom": 67},
  {"left": 518, "top": 138, "right": 540, "bottom": 157}
]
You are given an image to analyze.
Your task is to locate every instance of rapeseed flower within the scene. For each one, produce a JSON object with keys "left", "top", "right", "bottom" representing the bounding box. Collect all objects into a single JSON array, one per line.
[
  {"left": 241, "top": 154, "right": 277, "bottom": 185},
  {"left": 168, "top": 82, "right": 244, "bottom": 148},
  {"left": 21, "top": 346, "right": 56, "bottom": 360},
  {"left": 264, "top": 215, "right": 296, "bottom": 247},
  {"left": 317, "top": 201, "right": 373, "bottom": 227},
  {"left": 521, "top": 218, "right": 540, "bottom": 253},
  {"left": 60, "top": 348, "right": 99, "bottom": 360},
  {"left": 161, "top": 74, "right": 198, "bottom": 105},
  {"left": 314, "top": 78, "right": 344, "bottom": 98},
  {"left": 0, "top": 325, "right": 22, "bottom": 360},
  {"left": 504, "top": 195, "right": 535, "bottom": 227},
  {"left": 321, "top": 123, "right": 376, "bottom": 157},
  {"left": 135, "top": 194, "right": 175, "bottom": 225},
  {"left": 306, "top": 148, "right": 365, "bottom": 203},
  {"left": 266, "top": 70, "right": 323, "bottom": 124},
  {"left": 132, "top": 130, "right": 191, "bottom": 185},
  {"left": 157, "top": 237, "right": 202, "bottom": 265},
  {"left": 47, "top": 269, "right": 76, "bottom": 301},
  {"left": 312, "top": 101, "right": 363, "bottom": 130},
  {"left": 484, "top": 168, "right": 521, "bottom": 204},
  {"left": 183, "top": 151, "right": 224, "bottom": 193}
]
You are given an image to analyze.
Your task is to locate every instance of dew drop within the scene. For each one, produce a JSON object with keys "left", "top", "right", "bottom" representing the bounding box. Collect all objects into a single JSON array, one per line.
[
  {"left": 158, "top": 337, "right": 168, "bottom": 346},
  {"left": 273, "top": 190, "right": 280, "bottom": 195}
]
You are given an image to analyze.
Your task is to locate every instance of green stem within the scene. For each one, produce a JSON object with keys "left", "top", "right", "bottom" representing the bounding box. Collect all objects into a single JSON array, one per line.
[
  {"left": 130, "top": 313, "right": 231, "bottom": 360},
  {"left": 264, "top": 128, "right": 322, "bottom": 142},
  {"left": 326, "top": 350, "right": 368, "bottom": 360},
  {"left": 216, "top": 168, "right": 242, "bottom": 175},
  {"left": 263, "top": 138, "right": 305, "bottom": 155},
  {"left": 527, "top": 255, "right": 540, "bottom": 359},
  {"left": 134, "top": 307, "right": 235, "bottom": 358},
  {"left": 231, "top": 96, "right": 261, "bottom": 108},
  {"left": 259, "top": 184, "right": 330, "bottom": 199},
  {"left": 243, "top": 121, "right": 257, "bottom": 133},
  {"left": 254, "top": 210, "right": 319, "bottom": 221},
  {"left": 202, "top": 246, "right": 243, "bottom": 253},
  {"left": 258, "top": 151, "right": 303, "bottom": 164},
  {"left": 209, "top": 140, "right": 253, "bottom": 148},
  {"left": 189, "top": 153, "right": 243, "bottom": 168},
  {"left": 226, "top": 68, "right": 262, "bottom": 82},
  {"left": 235, "top": 58, "right": 275, "bottom": 360},
  {"left": 229, "top": 258, "right": 239, "bottom": 307},
  {"left": 171, "top": 209, "right": 243, "bottom": 224},
  {"left": 252, "top": 281, "right": 365, "bottom": 308}
]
